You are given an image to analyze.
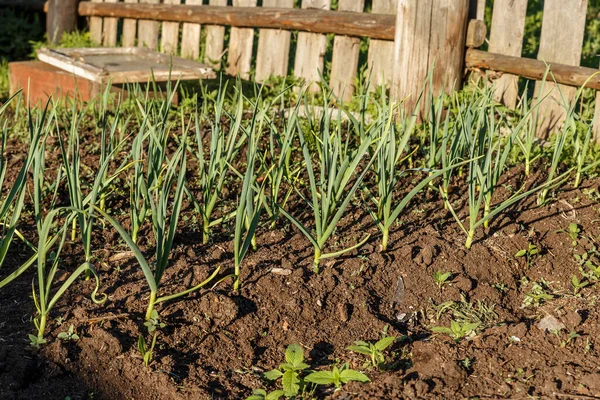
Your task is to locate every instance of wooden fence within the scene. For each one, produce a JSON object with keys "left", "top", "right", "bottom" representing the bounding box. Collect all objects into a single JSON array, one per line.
[{"left": 38, "top": 0, "right": 600, "bottom": 139}]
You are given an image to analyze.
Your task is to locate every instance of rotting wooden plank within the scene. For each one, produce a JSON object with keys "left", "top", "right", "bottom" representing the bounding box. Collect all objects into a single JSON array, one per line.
[
  {"left": 294, "top": 0, "right": 331, "bottom": 92},
  {"left": 255, "top": 0, "right": 294, "bottom": 82},
  {"left": 487, "top": 0, "right": 527, "bottom": 109},
  {"left": 137, "top": 0, "right": 160, "bottom": 50},
  {"left": 204, "top": 0, "right": 227, "bottom": 69},
  {"left": 122, "top": 0, "right": 138, "bottom": 47},
  {"left": 161, "top": 0, "right": 181, "bottom": 55},
  {"left": 89, "top": 0, "right": 103, "bottom": 45},
  {"left": 367, "top": 0, "right": 396, "bottom": 89},
  {"left": 102, "top": 0, "right": 119, "bottom": 47},
  {"left": 330, "top": 0, "right": 364, "bottom": 101},
  {"left": 226, "top": 0, "right": 258, "bottom": 79},
  {"left": 534, "top": 0, "right": 588, "bottom": 138},
  {"left": 79, "top": 1, "right": 397, "bottom": 39},
  {"left": 392, "top": 0, "right": 469, "bottom": 114},
  {"left": 181, "top": 0, "right": 202, "bottom": 59}
]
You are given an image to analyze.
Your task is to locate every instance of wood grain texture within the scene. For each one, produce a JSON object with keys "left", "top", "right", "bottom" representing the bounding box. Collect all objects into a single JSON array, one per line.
[
  {"left": 102, "top": 0, "right": 119, "bottom": 47},
  {"left": 255, "top": 0, "right": 294, "bottom": 82},
  {"left": 465, "top": 18, "right": 486, "bottom": 48},
  {"left": 294, "top": 0, "right": 331, "bottom": 92},
  {"left": 181, "top": 0, "right": 202, "bottom": 59},
  {"left": 330, "top": 0, "right": 364, "bottom": 101},
  {"left": 79, "top": 1, "right": 396, "bottom": 39},
  {"left": 534, "top": 0, "right": 588, "bottom": 138},
  {"left": 122, "top": 0, "right": 138, "bottom": 47},
  {"left": 137, "top": 0, "right": 160, "bottom": 50},
  {"left": 226, "top": 0, "right": 257, "bottom": 79},
  {"left": 488, "top": 0, "right": 526, "bottom": 109},
  {"left": 392, "top": 0, "right": 469, "bottom": 114},
  {"left": 465, "top": 49, "right": 600, "bottom": 90},
  {"left": 367, "top": 0, "right": 396, "bottom": 89},
  {"left": 204, "top": 0, "right": 227, "bottom": 69},
  {"left": 161, "top": 0, "right": 181, "bottom": 55},
  {"left": 89, "top": 0, "right": 103, "bottom": 45}
]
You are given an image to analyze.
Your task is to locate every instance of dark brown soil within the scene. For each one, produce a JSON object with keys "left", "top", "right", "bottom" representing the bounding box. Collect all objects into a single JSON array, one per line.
[{"left": 2, "top": 123, "right": 600, "bottom": 400}]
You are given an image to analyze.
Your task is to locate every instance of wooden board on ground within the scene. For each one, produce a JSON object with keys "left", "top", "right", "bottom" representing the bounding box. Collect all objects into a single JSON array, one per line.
[
  {"left": 255, "top": 0, "right": 294, "bottom": 82},
  {"left": 488, "top": 0, "right": 527, "bottom": 109},
  {"left": 122, "top": 0, "right": 138, "bottom": 47},
  {"left": 534, "top": 0, "right": 588, "bottom": 138},
  {"left": 37, "top": 47, "right": 215, "bottom": 84},
  {"left": 329, "top": 0, "right": 364, "bottom": 102},
  {"left": 161, "top": 0, "right": 181, "bottom": 55},
  {"left": 137, "top": 0, "right": 160, "bottom": 50},
  {"left": 367, "top": 0, "right": 396, "bottom": 89},
  {"left": 181, "top": 0, "right": 202, "bottom": 59},
  {"left": 204, "top": 0, "right": 227, "bottom": 69},
  {"left": 226, "top": 0, "right": 257, "bottom": 79},
  {"left": 294, "top": 0, "right": 331, "bottom": 92}
]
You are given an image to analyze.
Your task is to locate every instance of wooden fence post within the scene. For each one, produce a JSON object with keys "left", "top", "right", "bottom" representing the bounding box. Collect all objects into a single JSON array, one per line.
[
  {"left": 391, "top": 0, "right": 470, "bottom": 113},
  {"left": 46, "top": 0, "right": 78, "bottom": 44}
]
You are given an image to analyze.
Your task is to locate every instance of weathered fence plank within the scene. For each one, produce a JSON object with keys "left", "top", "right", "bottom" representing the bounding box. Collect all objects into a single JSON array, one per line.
[
  {"left": 137, "top": 0, "right": 160, "bottom": 50},
  {"left": 161, "top": 0, "right": 181, "bottom": 55},
  {"left": 468, "top": 0, "right": 485, "bottom": 20},
  {"left": 102, "top": 0, "right": 119, "bottom": 47},
  {"left": 204, "top": 0, "right": 227, "bottom": 69},
  {"left": 392, "top": 0, "right": 469, "bottom": 113},
  {"left": 294, "top": 0, "right": 331, "bottom": 92},
  {"left": 181, "top": 0, "right": 202, "bottom": 59},
  {"left": 488, "top": 0, "right": 527, "bottom": 109},
  {"left": 367, "top": 0, "right": 396, "bottom": 89},
  {"left": 534, "top": 0, "right": 588, "bottom": 137},
  {"left": 89, "top": 0, "right": 103, "bottom": 45},
  {"left": 122, "top": 0, "right": 138, "bottom": 47},
  {"left": 226, "top": 0, "right": 257, "bottom": 79},
  {"left": 330, "top": 0, "right": 364, "bottom": 101},
  {"left": 255, "top": 0, "right": 294, "bottom": 82},
  {"left": 46, "top": 0, "right": 78, "bottom": 44}
]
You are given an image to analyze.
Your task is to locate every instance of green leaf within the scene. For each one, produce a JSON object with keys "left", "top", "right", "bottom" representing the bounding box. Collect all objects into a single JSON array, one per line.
[
  {"left": 284, "top": 343, "right": 304, "bottom": 367},
  {"left": 515, "top": 249, "right": 527, "bottom": 257},
  {"left": 265, "top": 390, "right": 285, "bottom": 400},
  {"left": 281, "top": 370, "right": 300, "bottom": 397},
  {"left": 374, "top": 336, "right": 397, "bottom": 351},
  {"left": 246, "top": 389, "right": 267, "bottom": 400},
  {"left": 346, "top": 345, "right": 372, "bottom": 355},
  {"left": 305, "top": 370, "right": 335, "bottom": 385},
  {"left": 263, "top": 369, "right": 283, "bottom": 381},
  {"left": 339, "top": 369, "right": 370, "bottom": 384}
]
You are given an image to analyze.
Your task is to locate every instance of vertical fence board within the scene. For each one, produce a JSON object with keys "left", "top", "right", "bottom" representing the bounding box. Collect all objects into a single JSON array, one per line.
[
  {"left": 137, "top": 0, "right": 160, "bottom": 50},
  {"left": 367, "top": 0, "right": 396, "bottom": 89},
  {"left": 294, "top": 0, "right": 331, "bottom": 92},
  {"left": 392, "top": 0, "right": 468, "bottom": 113},
  {"left": 329, "top": 0, "right": 364, "bottom": 101},
  {"left": 122, "top": 0, "right": 138, "bottom": 47},
  {"left": 226, "top": 0, "right": 257, "bottom": 79},
  {"left": 102, "top": 0, "right": 119, "bottom": 47},
  {"left": 161, "top": 0, "right": 181, "bottom": 54},
  {"left": 488, "top": 0, "right": 527, "bottom": 109},
  {"left": 468, "top": 0, "right": 485, "bottom": 20},
  {"left": 255, "top": 0, "right": 294, "bottom": 82},
  {"left": 181, "top": 0, "right": 202, "bottom": 59},
  {"left": 534, "top": 0, "right": 588, "bottom": 137},
  {"left": 204, "top": 0, "right": 227, "bottom": 69},
  {"left": 89, "top": 0, "right": 103, "bottom": 45}
]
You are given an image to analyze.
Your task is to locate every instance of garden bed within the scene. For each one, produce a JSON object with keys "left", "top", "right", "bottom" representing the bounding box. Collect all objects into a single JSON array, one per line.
[{"left": 1, "top": 86, "right": 600, "bottom": 399}]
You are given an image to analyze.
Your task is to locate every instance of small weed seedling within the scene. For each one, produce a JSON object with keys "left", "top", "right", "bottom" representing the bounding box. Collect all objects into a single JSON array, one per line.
[
  {"left": 522, "top": 280, "right": 554, "bottom": 307},
  {"left": 346, "top": 335, "right": 396, "bottom": 369},
  {"left": 144, "top": 310, "right": 166, "bottom": 333},
  {"left": 433, "top": 271, "right": 452, "bottom": 289},
  {"left": 138, "top": 333, "right": 157, "bottom": 367},
  {"left": 304, "top": 362, "right": 369, "bottom": 389},
  {"left": 571, "top": 275, "right": 591, "bottom": 296},
  {"left": 57, "top": 324, "right": 80, "bottom": 342},
  {"left": 263, "top": 344, "right": 310, "bottom": 398},
  {"left": 514, "top": 243, "right": 539, "bottom": 268},
  {"left": 246, "top": 389, "right": 285, "bottom": 400},
  {"left": 430, "top": 320, "right": 480, "bottom": 341},
  {"left": 556, "top": 223, "right": 581, "bottom": 246}
]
